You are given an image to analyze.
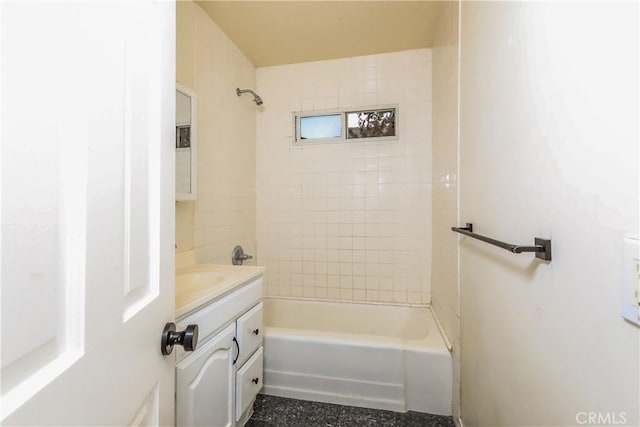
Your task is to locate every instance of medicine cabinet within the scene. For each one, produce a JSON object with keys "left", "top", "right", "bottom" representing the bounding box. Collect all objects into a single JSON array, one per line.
[{"left": 176, "top": 84, "right": 196, "bottom": 201}]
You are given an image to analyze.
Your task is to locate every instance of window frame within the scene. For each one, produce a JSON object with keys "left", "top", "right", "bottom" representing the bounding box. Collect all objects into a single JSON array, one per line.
[{"left": 293, "top": 104, "right": 399, "bottom": 145}]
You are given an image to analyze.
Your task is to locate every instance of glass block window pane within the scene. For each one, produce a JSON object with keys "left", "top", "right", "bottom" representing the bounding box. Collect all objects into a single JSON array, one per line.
[
  {"left": 299, "top": 114, "right": 342, "bottom": 140},
  {"left": 346, "top": 108, "right": 396, "bottom": 139}
]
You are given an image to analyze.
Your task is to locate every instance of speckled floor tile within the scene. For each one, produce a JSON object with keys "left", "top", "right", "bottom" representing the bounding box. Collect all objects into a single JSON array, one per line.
[
  {"left": 250, "top": 395, "right": 339, "bottom": 426},
  {"left": 249, "top": 394, "right": 455, "bottom": 427},
  {"left": 399, "top": 411, "right": 456, "bottom": 427},
  {"left": 334, "top": 405, "right": 399, "bottom": 426}
]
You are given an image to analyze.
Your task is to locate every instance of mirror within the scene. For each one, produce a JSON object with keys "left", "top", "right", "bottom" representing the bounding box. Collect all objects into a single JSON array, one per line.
[{"left": 176, "top": 84, "right": 196, "bottom": 201}]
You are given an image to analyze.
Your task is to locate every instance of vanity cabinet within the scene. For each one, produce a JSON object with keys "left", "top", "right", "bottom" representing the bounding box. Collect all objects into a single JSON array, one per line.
[{"left": 175, "top": 276, "right": 264, "bottom": 427}]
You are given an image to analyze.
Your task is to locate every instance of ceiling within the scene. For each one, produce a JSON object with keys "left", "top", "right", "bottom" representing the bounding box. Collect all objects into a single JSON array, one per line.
[{"left": 195, "top": 1, "right": 445, "bottom": 67}]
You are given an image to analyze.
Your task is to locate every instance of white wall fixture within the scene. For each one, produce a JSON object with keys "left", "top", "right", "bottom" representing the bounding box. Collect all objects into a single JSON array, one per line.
[
  {"left": 622, "top": 238, "right": 640, "bottom": 327},
  {"left": 176, "top": 84, "right": 197, "bottom": 201}
]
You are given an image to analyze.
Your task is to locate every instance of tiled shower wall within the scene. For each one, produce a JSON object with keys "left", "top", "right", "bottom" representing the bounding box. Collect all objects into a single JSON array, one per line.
[
  {"left": 431, "top": 0, "right": 460, "bottom": 419},
  {"left": 256, "top": 49, "right": 432, "bottom": 304}
]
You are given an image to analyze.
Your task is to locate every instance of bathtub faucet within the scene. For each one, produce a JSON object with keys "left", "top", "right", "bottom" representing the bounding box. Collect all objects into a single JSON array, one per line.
[{"left": 232, "top": 245, "right": 253, "bottom": 265}]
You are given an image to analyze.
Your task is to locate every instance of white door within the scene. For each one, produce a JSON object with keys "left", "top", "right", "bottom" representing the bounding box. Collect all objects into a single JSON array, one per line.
[{"left": 1, "top": 1, "right": 176, "bottom": 426}]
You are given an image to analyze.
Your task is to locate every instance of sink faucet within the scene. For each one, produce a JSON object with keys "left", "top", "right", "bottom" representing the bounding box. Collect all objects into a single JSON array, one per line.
[{"left": 232, "top": 245, "right": 253, "bottom": 265}]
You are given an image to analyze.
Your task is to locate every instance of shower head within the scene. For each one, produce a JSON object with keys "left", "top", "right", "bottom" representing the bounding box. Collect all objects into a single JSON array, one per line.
[{"left": 236, "top": 88, "right": 263, "bottom": 106}]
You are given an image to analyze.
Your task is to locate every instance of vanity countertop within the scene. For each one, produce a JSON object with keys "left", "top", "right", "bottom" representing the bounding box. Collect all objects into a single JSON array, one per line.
[{"left": 175, "top": 264, "right": 264, "bottom": 318}]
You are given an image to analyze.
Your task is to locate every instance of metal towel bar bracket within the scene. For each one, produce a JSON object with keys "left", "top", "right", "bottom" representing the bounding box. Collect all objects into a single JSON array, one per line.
[{"left": 451, "top": 223, "right": 552, "bottom": 262}]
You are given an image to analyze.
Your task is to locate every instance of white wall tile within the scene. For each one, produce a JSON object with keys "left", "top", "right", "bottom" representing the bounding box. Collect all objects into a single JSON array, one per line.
[
  {"left": 256, "top": 49, "right": 432, "bottom": 304},
  {"left": 431, "top": 0, "right": 460, "bottom": 419}
]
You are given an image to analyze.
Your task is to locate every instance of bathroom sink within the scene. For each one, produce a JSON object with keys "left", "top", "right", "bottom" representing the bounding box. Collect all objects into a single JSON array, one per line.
[
  {"left": 175, "top": 271, "right": 225, "bottom": 296},
  {"left": 174, "top": 262, "right": 265, "bottom": 316}
]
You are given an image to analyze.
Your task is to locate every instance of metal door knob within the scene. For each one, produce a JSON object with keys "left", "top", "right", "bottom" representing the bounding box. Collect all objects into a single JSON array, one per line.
[
  {"left": 161, "top": 323, "right": 198, "bottom": 356},
  {"left": 252, "top": 328, "right": 260, "bottom": 335},
  {"left": 252, "top": 377, "right": 260, "bottom": 384}
]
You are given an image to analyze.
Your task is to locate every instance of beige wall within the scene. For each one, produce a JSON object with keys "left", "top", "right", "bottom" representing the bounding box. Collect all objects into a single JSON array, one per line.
[
  {"left": 431, "top": 0, "right": 460, "bottom": 420},
  {"left": 256, "top": 50, "right": 433, "bottom": 304},
  {"left": 175, "top": 1, "right": 257, "bottom": 264},
  {"left": 459, "top": 2, "right": 639, "bottom": 426}
]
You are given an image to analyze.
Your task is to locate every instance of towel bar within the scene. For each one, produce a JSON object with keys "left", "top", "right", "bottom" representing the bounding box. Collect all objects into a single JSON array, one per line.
[{"left": 451, "top": 223, "right": 551, "bottom": 261}]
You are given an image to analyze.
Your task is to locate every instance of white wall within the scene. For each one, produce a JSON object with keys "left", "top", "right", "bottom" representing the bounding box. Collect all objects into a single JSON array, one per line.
[
  {"left": 459, "top": 2, "right": 639, "bottom": 426},
  {"left": 431, "top": 0, "right": 460, "bottom": 420},
  {"left": 175, "top": 2, "right": 257, "bottom": 264},
  {"left": 256, "top": 50, "right": 433, "bottom": 304}
]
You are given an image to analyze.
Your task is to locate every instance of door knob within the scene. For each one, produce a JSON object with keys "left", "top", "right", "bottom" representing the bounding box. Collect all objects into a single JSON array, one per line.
[
  {"left": 161, "top": 322, "right": 198, "bottom": 356},
  {"left": 252, "top": 328, "right": 260, "bottom": 335}
]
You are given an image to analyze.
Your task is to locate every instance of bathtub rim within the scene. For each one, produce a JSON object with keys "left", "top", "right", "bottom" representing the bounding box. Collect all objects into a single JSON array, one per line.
[
  {"left": 263, "top": 295, "right": 430, "bottom": 308},
  {"left": 262, "top": 296, "right": 453, "bottom": 353}
]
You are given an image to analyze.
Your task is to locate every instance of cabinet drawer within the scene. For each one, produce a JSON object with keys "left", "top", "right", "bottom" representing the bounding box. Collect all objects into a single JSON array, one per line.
[
  {"left": 176, "top": 277, "right": 262, "bottom": 362},
  {"left": 236, "top": 302, "right": 263, "bottom": 366},
  {"left": 235, "top": 346, "right": 263, "bottom": 421}
]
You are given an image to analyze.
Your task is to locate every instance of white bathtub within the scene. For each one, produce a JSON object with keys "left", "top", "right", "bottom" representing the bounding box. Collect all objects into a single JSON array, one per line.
[{"left": 262, "top": 298, "right": 453, "bottom": 415}]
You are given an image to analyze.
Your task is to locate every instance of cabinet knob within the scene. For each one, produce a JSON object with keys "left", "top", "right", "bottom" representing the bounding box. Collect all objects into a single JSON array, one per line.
[
  {"left": 252, "top": 328, "right": 260, "bottom": 335},
  {"left": 252, "top": 377, "right": 260, "bottom": 384},
  {"left": 161, "top": 323, "right": 199, "bottom": 356}
]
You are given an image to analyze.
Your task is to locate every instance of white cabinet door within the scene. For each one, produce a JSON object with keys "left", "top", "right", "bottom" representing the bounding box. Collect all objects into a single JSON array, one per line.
[
  {"left": 176, "top": 324, "right": 236, "bottom": 427},
  {"left": 1, "top": 1, "right": 176, "bottom": 425}
]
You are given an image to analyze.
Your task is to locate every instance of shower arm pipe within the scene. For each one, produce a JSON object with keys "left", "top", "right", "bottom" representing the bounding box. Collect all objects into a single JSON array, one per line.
[
  {"left": 236, "top": 88, "right": 255, "bottom": 96},
  {"left": 451, "top": 223, "right": 552, "bottom": 261},
  {"left": 236, "top": 87, "right": 263, "bottom": 105}
]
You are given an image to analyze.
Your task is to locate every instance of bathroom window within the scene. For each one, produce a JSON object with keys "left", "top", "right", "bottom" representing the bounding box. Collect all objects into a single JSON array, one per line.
[
  {"left": 298, "top": 114, "right": 343, "bottom": 141},
  {"left": 346, "top": 108, "right": 396, "bottom": 139},
  {"left": 294, "top": 105, "right": 397, "bottom": 144}
]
